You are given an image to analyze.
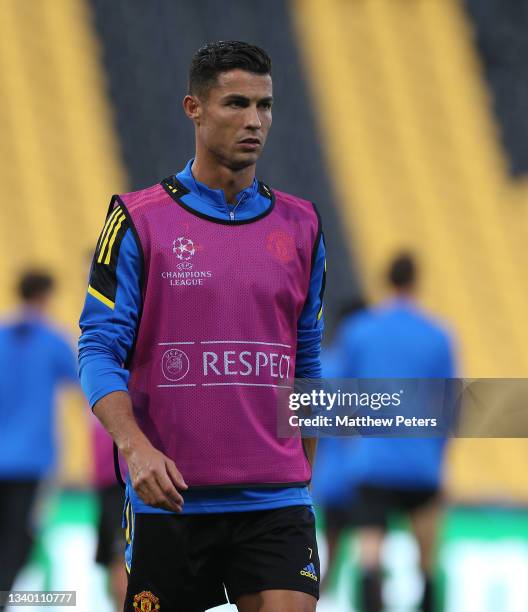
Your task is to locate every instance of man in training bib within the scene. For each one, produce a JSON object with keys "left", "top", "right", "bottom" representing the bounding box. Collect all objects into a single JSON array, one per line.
[{"left": 79, "top": 41, "right": 326, "bottom": 612}]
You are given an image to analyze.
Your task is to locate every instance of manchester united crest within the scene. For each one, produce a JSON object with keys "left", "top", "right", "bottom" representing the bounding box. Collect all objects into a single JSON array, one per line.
[
  {"left": 133, "top": 591, "right": 160, "bottom": 612},
  {"left": 266, "top": 229, "right": 295, "bottom": 264}
]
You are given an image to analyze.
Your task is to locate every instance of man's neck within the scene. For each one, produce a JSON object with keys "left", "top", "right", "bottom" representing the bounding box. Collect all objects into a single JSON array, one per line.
[
  {"left": 19, "top": 303, "right": 46, "bottom": 320},
  {"left": 191, "top": 155, "right": 255, "bottom": 204},
  {"left": 390, "top": 289, "right": 415, "bottom": 302}
]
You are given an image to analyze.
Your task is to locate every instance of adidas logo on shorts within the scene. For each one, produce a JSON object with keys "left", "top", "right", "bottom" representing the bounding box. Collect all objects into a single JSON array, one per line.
[{"left": 300, "top": 562, "right": 318, "bottom": 581}]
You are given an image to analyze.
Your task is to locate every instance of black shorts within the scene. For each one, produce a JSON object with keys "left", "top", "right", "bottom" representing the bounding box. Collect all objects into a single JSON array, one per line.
[
  {"left": 95, "top": 484, "right": 125, "bottom": 567},
  {"left": 354, "top": 485, "right": 440, "bottom": 529},
  {"left": 0, "top": 479, "right": 40, "bottom": 592},
  {"left": 124, "top": 505, "right": 320, "bottom": 612}
]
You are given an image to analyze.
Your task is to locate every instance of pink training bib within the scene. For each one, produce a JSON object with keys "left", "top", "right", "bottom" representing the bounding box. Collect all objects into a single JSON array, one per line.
[{"left": 116, "top": 177, "right": 320, "bottom": 487}]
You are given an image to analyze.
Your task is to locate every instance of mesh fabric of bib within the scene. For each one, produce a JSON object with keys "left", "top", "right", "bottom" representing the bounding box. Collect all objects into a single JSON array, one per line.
[{"left": 117, "top": 179, "right": 320, "bottom": 488}]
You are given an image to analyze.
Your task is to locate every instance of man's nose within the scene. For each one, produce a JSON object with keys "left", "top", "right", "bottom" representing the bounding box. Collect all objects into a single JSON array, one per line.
[{"left": 245, "top": 106, "right": 262, "bottom": 130}]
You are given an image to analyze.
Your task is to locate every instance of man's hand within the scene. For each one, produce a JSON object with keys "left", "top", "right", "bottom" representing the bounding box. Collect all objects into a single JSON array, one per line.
[
  {"left": 124, "top": 438, "right": 188, "bottom": 512},
  {"left": 93, "top": 390, "right": 188, "bottom": 513}
]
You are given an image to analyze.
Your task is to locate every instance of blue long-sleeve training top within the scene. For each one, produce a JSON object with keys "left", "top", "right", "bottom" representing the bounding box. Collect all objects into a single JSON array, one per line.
[
  {"left": 79, "top": 159, "right": 326, "bottom": 514},
  {"left": 336, "top": 298, "right": 456, "bottom": 489},
  {"left": 0, "top": 310, "right": 78, "bottom": 479}
]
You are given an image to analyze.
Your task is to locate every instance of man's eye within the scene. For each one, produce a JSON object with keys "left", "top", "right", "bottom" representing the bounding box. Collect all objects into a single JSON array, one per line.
[
  {"left": 229, "top": 101, "right": 244, "bottom": 108},
  {"left": 260, "top": 103, "right": 272, "bottom": 110}
]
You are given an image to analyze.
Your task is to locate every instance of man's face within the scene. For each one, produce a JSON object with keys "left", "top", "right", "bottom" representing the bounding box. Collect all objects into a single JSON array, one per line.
[{"left": 192, "top": 69, "right": 273, "bottom": 171}]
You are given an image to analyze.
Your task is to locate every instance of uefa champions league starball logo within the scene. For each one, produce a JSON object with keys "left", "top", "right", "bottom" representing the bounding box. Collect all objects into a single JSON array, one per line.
[{"left": 173, "top": 236, "right": 195, "bottom": 261}]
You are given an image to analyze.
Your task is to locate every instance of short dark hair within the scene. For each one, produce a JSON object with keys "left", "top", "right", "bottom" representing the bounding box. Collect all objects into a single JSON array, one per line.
[
  {"left": 189, "top": 41, "right": 271, "bottom": 98},
  {"left": 387, "top": 253, "right": 417, "bottom": 289},
  {"left": 17, "top": 270, "right": 54, "bottom": 302}
]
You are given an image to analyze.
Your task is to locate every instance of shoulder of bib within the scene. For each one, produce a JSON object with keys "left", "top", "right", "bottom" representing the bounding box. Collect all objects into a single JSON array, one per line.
[
  {"left": 105, "top": 182, "right": 171, "bottom": 307},
  {"left": 271, "top": 189, "right": 322, "bottom": 265},
  {"left": 272, "top": 189, "right": 320, "bottom": 229},
  {"left": 272, "top": 189, "right": 315, "bottom": 214},
  {"left": 116, "top": 182, "right": 170, "bottom": 215}
]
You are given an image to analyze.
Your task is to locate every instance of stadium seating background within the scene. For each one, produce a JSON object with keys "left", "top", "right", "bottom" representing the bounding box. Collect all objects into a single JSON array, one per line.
[{"left": 2, "top": 1, "right": 528, "bottom": 609}]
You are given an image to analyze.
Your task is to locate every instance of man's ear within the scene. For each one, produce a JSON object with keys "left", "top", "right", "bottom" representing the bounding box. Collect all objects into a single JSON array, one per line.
[{"left": 183, "top": 95, "right": 201, "bottom": 124}]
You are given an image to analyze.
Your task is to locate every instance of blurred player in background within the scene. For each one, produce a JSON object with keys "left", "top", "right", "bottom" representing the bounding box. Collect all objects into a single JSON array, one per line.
[
  {"left": 79, "top": 41, "right": 325, "bottom": 611},
  {"left": 312, "top": 299, "right": 369, "bottom": 595},
  {"left": 337, "top": 253, "right": 456, "bottom": 612},
  {"left": 0, "top": 271, "right": 78, "bottom": 594}
]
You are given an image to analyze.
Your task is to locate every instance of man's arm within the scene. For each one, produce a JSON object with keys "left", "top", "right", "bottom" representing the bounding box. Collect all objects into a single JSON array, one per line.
[
  {"left": 295, "top": 235, "right": 326, "bottom": 468},
  {"left": 93, "top": 391, "right": 186, "bottom": 511},
  {"left": 79, "top": 223, "right": 187, "bottom": 511}
]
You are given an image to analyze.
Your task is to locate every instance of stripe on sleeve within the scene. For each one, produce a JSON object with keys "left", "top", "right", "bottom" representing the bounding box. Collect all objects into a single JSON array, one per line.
[{"left": 88, "top": 202, "right": 129, "bottom": 309}]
